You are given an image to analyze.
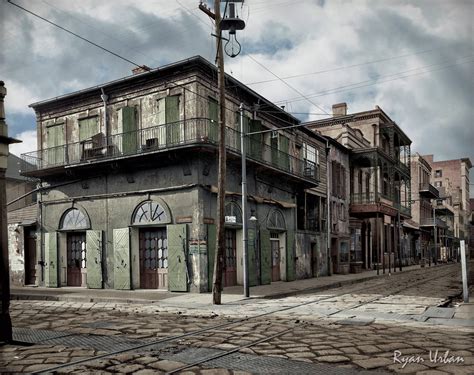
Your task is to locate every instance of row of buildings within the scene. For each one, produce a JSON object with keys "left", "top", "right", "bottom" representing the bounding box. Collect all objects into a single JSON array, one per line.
[{"left": 6, "top": 56, "right": 473, "bottom": 292}]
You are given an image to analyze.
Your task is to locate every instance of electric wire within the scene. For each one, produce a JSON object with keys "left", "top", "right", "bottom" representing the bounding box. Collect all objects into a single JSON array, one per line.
[
  {"left": 6, "top": 0, "right": 149, "bottom": 71},
  {"left": 246, "top": 53, "right": 331, "bottom": 115}
]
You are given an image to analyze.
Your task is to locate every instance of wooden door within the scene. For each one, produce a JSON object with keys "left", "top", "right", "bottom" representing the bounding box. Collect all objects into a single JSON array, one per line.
[
  {"left": 24, "top": 227, "right": 37, "bottom": 285},
  {"left": 311, "top": 242, "right": 319, "bottom": 277},
  {"left": 139, "top": 228, "right": 168, "bottom": 289},
  {"left": 224, "top": 229, "right": 237, "bottom": 287},
  {"left": 67, "top": 232, "right": 86, "bottom": 287},
  {"left": 271, "top": 236, "right": 281, "bottom": 282}
]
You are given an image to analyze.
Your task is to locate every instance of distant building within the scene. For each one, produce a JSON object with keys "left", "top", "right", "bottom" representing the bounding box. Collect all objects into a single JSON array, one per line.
[
  {"left": 423, "top": 155, "right": 472, "bottom": 259},
  {"left": 305, "top": 103, "right": 412, "bottom": 273},
  {"left": 6, "top": 153, "right": 37, "bottom": 286},
  {"left": 469, "top": 199, "right": 474, "bottom": 258}
]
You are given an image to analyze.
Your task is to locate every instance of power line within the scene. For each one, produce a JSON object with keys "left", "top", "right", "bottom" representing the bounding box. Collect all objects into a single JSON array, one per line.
[
  {"left": 246, "top": 53, "right": 330, "bottom": 115},
  {"left": 243, "top": 47, "right": 455, "bottom": 86},
  {"left": 273, "top": 55, "right": 474, "bottom": 105},
  {"left": 6, "top": 0, "right": 149, "bottom": 71}
]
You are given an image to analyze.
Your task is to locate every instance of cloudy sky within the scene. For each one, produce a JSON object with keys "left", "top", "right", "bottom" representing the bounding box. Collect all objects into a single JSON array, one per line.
[{"left": 1, "top": 0, "right": 473, "bottom": 193}]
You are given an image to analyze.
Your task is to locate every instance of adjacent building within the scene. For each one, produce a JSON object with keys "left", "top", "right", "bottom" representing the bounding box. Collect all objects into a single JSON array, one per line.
[
  {"left": 305, "top": 103, "right": 412, "bottom": 273},
  {"left": 6, "top": 154, "right": 37, "bottom": 286},
  {"left": 20, "top": 56, "right": 329, "bottom": 292},
  {"left": 423, "top": 155, "right": 472, "bottom": 259}
]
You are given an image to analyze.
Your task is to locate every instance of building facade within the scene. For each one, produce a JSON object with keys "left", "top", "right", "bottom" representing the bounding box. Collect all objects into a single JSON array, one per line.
[
  {"left": 6, "top": 154, "right": 37, "bottom": 286},
  {"left": 21, "top": 56, "right": 329, "bottom": 292},
  {"left": 305, "top": 103, "right": 412, "bottom": 273},
  {"left": 423, "top": 155, "right": 472, "bottom": 259}
]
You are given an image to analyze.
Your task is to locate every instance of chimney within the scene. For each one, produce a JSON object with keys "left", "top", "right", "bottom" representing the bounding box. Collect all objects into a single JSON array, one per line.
[
  {"left": 132, "top": 65, "right": 151, "bottom": 75},
  {"left": 332, "top": 102, "right": 347, "bottom": 117}
]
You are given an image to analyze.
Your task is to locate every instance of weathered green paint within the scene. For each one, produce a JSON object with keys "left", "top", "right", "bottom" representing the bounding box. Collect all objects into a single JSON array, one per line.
[
  {"left": 286, "top": 230, "right": 295, "bottom": 281},
  {"left": 167, "top": 224, "right": 188, "bottom": 292},
  {"left": 207, "top": 224, "right": 216, "bottom": 291},
  {"left": 121, "top": 107, "right": 137, "bottom": 155},
  {"left": 208, "top": 98, "right": 218, "bottom": 143},
  {"left": 248, "top": 228, "right": 257, "bottom": 286},
  {"left": 279, "top": 135, "right": 290, "bottom": 171},
  {"left": 44, "top": 232, "right": 58, "bottom": 288},
  {"left": 260, "top": 229, "right": 271, "bottom": 285},
  {"left": 79, "top": 117, "right": 99, "bottom": 142},
  {"left": 249, "top": 119, "right": 262, "bottom": 159},
  {"left": 166, "top": 96, "right": 180, "bottom": 145},
  {"left": 86, "top": 230, "right": 103, "bottom": 289},
  {"left": 113, "top": 228, "right": 131, "bottom": 290},
  {"left": 46, "top": 124, "right": 64, "bottom": 166}
]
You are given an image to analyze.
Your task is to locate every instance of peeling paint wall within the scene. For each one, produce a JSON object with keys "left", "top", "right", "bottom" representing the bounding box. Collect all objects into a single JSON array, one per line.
[{"left": 8, "top": 223, "right": 24, "bottom": 286}]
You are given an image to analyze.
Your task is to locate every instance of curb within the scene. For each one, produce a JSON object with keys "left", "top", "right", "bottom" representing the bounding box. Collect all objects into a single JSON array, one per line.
[{"left": 10, "top": 264, "right": 451, "bottom": 305}]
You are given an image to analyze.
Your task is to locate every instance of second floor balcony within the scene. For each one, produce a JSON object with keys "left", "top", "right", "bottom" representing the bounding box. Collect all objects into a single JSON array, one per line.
[
  {"left": 419, "top": 217, "right": 447, "bottom": 228},
  {"left": 20, "top": 118, "right": 320, "bottom": 184},
  {"left": 350, "top": 192, "right": 411, "bottom": 218},
  {"left": 418, "top": 182, "right": 439, "bottom": 199}
]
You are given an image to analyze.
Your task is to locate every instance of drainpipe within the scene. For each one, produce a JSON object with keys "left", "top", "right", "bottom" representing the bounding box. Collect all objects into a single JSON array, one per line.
[
  {"left": 326, "top": 140, "right": 332, "bottom": 276},
  {"left": 100, "top": 88, "right": 108, "bottom": 147}
]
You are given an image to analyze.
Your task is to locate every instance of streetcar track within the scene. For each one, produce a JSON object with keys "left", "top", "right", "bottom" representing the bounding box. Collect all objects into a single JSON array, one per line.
[{"left": 31, "top": 265, "right": 458, "bottom": 374}]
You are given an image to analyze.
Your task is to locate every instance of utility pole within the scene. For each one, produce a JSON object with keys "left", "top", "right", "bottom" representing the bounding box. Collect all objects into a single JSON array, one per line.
[
  {"left": 0, "top": 81, "right": 20, "bottom": 343},
  {"left": 200, "top": 1, "right": 227, "bottom": 304}
]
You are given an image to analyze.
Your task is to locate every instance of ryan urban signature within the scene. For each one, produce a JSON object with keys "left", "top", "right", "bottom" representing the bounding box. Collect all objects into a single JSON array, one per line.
[{"left": 393, "top": 350, "right": 465, "bottom": 368}]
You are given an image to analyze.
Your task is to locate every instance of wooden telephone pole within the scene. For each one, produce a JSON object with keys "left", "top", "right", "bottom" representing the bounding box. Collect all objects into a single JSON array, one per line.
[{"left": 199, "top": 1, "right": 227, "bottom": 304}]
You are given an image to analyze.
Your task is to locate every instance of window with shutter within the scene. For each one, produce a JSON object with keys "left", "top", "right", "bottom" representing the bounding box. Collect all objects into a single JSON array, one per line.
[
  {"left": 79, "top": 117, "right": 99, "bottom": 142},
  {"left": 46, "top": 123, "right": 65, "bottom": 166}
]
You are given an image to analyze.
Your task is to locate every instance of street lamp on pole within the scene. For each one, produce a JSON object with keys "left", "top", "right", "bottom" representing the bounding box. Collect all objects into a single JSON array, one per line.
[{"left": 240, "top": 103, "right": 250, "bottom": 298}]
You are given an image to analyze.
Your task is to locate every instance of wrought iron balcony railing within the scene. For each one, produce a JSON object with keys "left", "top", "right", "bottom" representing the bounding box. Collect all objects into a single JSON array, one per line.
[
  {"left": 420, "top": 217, "right": 447, "bottom": 227},
  {"left": 21, "top": 118, "right": 320, "bottom": 183},
  {"left": 419, "top": 182, "right": 439, "bottom": 198},
  {"left": 350, "top": 193, "right": 410, "bottom": 215}
]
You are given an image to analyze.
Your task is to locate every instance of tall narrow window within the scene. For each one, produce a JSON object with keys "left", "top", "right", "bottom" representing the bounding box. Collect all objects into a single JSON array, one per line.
[
  {"left": 79, "top": 117, "right": 99, "bottom": 142},
  {"left": 46, "top": 123, "right": 65, "bottom": 166}
]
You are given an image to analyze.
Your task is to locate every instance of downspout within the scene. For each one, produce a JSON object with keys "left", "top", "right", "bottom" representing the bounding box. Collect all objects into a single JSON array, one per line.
[
  {"left": 100, "top": 88, "right": 108, "bottom": 146},
  {"left": 326, "top": 139, "right": 332, "bottom": 276}
]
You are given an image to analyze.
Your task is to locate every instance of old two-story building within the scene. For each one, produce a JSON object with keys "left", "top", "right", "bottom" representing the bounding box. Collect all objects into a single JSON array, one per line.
[
  {"left": 305, "top": 103, "right": 412, "bottom": 273},
  {"left": 21, "top": 56, "right": 329, "bottom": 292}
]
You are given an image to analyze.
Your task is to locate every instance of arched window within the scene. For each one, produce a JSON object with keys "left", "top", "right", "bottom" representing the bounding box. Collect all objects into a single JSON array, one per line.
[
  {"left": 267, "top": 209, "right": 286, "bottom": 231},
  {"left": 60, "top": 208, "right": 90, "bottom": 230},
  {"left": 225, "top": 201, "right": 242, "bottom": 225},
  {"left": 132, "top": 200, "right": 169, "bottom": 225}
]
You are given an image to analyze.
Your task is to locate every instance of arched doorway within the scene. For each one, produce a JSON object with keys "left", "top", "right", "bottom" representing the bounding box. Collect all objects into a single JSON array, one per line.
[
  {"left": 267, "top": 209, "right": 286, "bottom": 282},
  {"left": 132, "top": 200, "right": 170, "bottom": 289},
  {"left": 59, "top": 208, "right": 90, "bottom": 287}
]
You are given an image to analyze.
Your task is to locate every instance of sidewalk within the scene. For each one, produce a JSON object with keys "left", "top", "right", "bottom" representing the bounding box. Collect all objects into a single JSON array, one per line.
[{"left": 11, "top": 263, "right": 427, "bottom": 304}]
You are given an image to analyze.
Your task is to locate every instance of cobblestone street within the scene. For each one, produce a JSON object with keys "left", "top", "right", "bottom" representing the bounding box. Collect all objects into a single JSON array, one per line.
[{"left": 1, "top": 264, "right": 473, "bottom": 374}]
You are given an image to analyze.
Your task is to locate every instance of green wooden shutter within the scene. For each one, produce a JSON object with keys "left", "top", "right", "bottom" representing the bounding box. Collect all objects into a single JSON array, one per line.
[
  {"left": 208, "top": 98, "right": 218, "bottom": 143},
  {"left": 279, "top": 135, "right": 290, "bottom": 171},
  {"left": 249, "top": 120, "right": 262, "bottom": 160},
  {"left": 122, "top": 107, "right": 137, "bottom": 155},
  {"left": 248, "top": 228, "right": 257, "bottom": 286},
  {"left": 86, "top": 230, "right": 103, "bottom": 289},
  {"left": 167, "top": 224, "right": 188, "bottom": 292},
  {"left": 44, "top": 232, "right": 58, "bottom": 288},
  {"left": 260, "top": 229, "right": 271, "bottom": 285},
  {"left": 235, "top": 111, "right": 241, "bottom": 152},
  {"left": 207, "top": 224, "right": 216, "bottom": 291},
  {"left": 286, "top": 230, "right": 295, "bottom": 281},
  {"left": 166, "top": 96, "right": 180, "bottom": 145},
  {"left": 79, "top": 117, "right": 99, "bottom": 142},
  {"left": 113, "top": 228, "right": 131, "bottom": 290},
  {"left": 46, "top": 124, "right": 65, "bottom": 166},
  {"left": 271, "top": 135, "right": 279, "bottom": 168}
]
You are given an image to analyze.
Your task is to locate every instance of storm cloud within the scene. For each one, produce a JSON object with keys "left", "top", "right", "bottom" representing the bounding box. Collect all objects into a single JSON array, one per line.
[{"left": 1, "top": 0, "right": 473, "bottom": 192}]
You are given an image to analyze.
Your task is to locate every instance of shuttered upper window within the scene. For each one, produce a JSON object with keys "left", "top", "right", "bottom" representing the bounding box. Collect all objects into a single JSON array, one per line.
[{"left": 79, "top": 116, "right": 99, "bottom": 142}]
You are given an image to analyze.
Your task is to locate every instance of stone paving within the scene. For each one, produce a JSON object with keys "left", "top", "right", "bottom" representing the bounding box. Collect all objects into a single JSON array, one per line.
[{"left": 1, "top": 263, "right": 472, "bottom": 374}]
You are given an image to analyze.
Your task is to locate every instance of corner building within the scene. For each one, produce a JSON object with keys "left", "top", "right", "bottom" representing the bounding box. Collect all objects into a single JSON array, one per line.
[{"left": 21, "top": 56, "right": 328, "bottom": 292}]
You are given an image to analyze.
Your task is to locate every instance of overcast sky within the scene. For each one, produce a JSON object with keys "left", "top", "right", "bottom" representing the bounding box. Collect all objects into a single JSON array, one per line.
[{"left": 1, "top": 0, "right": 473, "bottom": 194}]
